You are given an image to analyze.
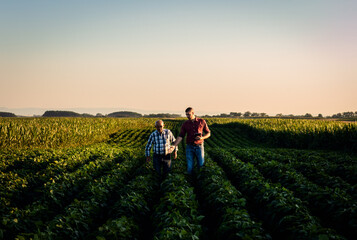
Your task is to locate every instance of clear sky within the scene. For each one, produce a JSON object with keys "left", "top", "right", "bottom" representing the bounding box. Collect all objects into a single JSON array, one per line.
[{"left": 1, "top": 1, "right": 356, "bottom": 116}]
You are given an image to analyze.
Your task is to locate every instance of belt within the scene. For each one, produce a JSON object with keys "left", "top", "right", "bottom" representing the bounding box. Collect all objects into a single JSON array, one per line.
[
  {"left": 154, "top": 153, "right": 171, "bottom": 156},
  {"left": 153, "top": 153, "right": 171, "bottom": 160},
  {"left": 187, "top": 143, "right": 202, "bottom": 146}
]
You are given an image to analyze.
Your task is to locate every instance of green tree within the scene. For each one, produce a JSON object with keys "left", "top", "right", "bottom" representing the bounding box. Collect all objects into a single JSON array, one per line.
[{"left": 243, "top": 111, "right": 251, "bottom": 117}]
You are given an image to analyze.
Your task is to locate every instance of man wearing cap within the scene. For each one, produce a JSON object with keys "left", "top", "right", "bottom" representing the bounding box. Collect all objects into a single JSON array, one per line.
[
  {"left": 170, "top": 107, "right": 211, "bottom": 174},
  {"left": 145, "top": 120, "right": 177, "bottom": 178}
]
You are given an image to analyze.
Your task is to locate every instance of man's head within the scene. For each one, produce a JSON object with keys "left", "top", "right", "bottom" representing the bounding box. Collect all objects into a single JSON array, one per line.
[
  {"left": 185, "top": 107, "right": 195, "bottom": 120},
  {"left": 155, "top": 120, "right": 164, "bottom": 133}
]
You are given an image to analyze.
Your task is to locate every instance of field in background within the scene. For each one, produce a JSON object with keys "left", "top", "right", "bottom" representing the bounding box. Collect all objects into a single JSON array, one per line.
[
  {"left": 0, "top": 118, "right": 356, "bottom": 239},
  {"left": 0, "top": 118, "right": 156, "bottom": 150}
]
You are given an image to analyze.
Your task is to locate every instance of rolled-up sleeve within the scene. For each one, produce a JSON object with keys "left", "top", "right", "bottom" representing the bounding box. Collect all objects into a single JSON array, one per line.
[
  {"left": 203, "top": 120, "right": 210, "bottom": 133},
  {"left": 145, "top": 133, "right": 154, "bottom": 157},
  {"left": 169, "top": 130, "right": 178, "bottom": 152}
]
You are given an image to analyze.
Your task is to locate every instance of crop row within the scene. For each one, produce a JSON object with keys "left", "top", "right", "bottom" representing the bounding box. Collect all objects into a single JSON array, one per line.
[
  {"left": 108, "top": 129, "right": 151, "bottom": 148},
  {"left": 208, "top": 148, "right": 345, "bottom": 240},
  {"left": 267, "top": 148, "right": 357, "bottom": 185},
  {"left": 1, "top": 145, "right": 133, "bottom": 213},
  {"left": 35, "top": 154, "right": 143, "bottom": 239},
  {"left": 232, "top": 148, "right": 357, "bottom": 198},
  {"left": 209, "top": 127, "right": 356, "bottom": 186},
  {"left": 207, "top": 129, "right": 239, "bottom": 149},
  {"left": 209, "top": 126, "right": 260, "bottom": 149},
  {"left": 95, "top": 166, "right": 159, "bottom": 239},
  {"left": 268, "top": 147, "right": 357, "bottom": 168},
  {"left": 0, "top": 148, "right": 59, "bottom": 173},
  {"left": 0, "top": 144, "right": 129, "bottom": 209},
  {"left": 230, "top": 148, "right": 357, "bottom": 238},
  {"left": 195, "top": 157, "right": 270, "bottom": 239},
  {"left": 152, "top": 173, "right": 202, "bottom": 239},
  {"left": 1, "top": 148, "right": 142, "bottom": 239}
]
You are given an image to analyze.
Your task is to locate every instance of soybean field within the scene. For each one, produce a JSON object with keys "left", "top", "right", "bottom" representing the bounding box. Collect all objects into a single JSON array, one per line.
[{"left": 0, "top": 117, "right": 356, "bottom": 240}]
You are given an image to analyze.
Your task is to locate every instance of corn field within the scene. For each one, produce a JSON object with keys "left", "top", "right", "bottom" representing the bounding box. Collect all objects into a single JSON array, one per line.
[{"left": 0, "top": 118, "right": 154, "bottom": 150}]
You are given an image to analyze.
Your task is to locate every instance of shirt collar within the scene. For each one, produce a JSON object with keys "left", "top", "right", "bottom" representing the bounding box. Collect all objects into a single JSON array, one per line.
[
  {"left": 156, "top": 129, "right": 165, "bottom": 135},
  {"left": 191, "top": 117, "right": 198, "bottom": 122}
]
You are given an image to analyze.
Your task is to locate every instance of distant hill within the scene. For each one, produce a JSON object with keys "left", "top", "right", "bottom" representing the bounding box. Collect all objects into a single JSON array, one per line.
[
  {"left": 144, "top": 113, "right": 182, "bottom": 118},
  {"left": 107, "top": 111, "right": 142, "bottom": 118},
  {"left": 0, "top": 112, "right": 16, "bottom": 117},
  {"left": 43, "top": 110, "right": 83, "bottom": 117}
]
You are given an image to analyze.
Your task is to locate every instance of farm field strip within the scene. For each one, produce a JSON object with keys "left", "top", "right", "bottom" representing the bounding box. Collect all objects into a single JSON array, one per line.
[
  {"left": 10, "top": 151, "right": 144, "bottom": 239},
  {"left": 208, "top": 127, "right": 356, "bottom": 239},
  {"left": 214, "top": 127, "right": 260, "bottom": 148},
  {"left": 215, "top": 128, "right": 250, "bottom": 147},
  {"left": 152, "top": 172, "right": 203, "bottom": 239},
  {"left": 0, "top": 144, "right": 128, "bottom": 202},
  {"left": 230, "top": 148, "right": 357, "bottom": 237},
  {"left": 227, "top": 118, "right": 357, "bottom": 152},
  {"left": 209, "top": 125, "right": 263, "bottom": 150},
  {"left": 0, "top": 118, "right": 154, "bottom": 150},
  {"left": 209, "top": 126, "right": 356, "bottom": 189},
  {"left": 194, "top": 157, "right": 270, "bottom": 239},
  {"left": 0, "top": 149, "right": 58, "bottom": 173},
  {"left": 208, "top": 128, "right": 235, "bottom": 148},
  {"left": 0, "top": 145, "right": 134, "bottom": 212},
  {"left": 232, "top": 147, "right": 357, "bottom": 199},
  {"left": 254, "top": 147, "right": 357, "bottom": 185},
  {"left": 94, "top": 166, "right": 159, "bottom": 239},
  {"left": 1, "top": 147, "right": 140, "bottom": 238},
  {"left": 270, "top": 147, "right": 357, "bottom": 168},
  {"left": 203, "top": 137, "right": 218, "bottom": 149},
  {"left": 207, "top": 148, "right": 346, "bottom": 239},
  {"left": 108, "top": 128, "right": 152, "bottom": 148},
  {"left": 266, "top": 149, "right": 357, "bottom": 185}
]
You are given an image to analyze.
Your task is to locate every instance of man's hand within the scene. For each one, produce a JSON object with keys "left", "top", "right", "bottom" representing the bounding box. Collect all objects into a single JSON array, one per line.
[
  {"left": 174, "top": 151, "right": 177, "bottom": 159},
  {"left": 169, "top": 145, "right": 176, "bottom": 154},
  {"left": 146, "top": 156, "right": 150, "bottom": 163}
]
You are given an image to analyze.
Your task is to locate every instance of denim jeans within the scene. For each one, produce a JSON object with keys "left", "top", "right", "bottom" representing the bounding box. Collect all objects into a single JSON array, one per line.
[
  {"left": 186, "top": 144, "right": 204, "bottom": 174},
  {"left": 153, "top": 153, "right": 171, "bottom": 176}
]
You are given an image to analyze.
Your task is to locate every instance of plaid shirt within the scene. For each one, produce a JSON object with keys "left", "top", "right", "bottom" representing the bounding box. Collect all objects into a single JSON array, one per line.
[{"left": 145, "top": 129, "right": 177, "bottom": 156}]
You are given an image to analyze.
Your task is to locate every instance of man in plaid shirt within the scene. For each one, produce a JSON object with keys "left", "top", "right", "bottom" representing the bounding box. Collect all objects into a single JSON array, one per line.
[{"left": 145, "top": 120, "right": 177, "bottom": 177}]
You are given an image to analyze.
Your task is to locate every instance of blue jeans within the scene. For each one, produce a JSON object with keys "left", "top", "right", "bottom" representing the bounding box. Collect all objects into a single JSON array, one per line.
[
  {"left": 186, "top": 144, "right": 204, "bottom": 174},
  {"left": 153, "top": 153, "right": 171, "bottom": 176}
]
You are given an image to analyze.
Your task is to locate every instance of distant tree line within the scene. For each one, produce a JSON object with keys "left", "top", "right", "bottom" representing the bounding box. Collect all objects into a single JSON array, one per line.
[
  {"left": 106, "top": 111, "right": 181, "bottom": 118},
  {"left": 42, "top": 111, "right": 181, "bottom": 118},
  {"left": 0, "top": 112, "right": 16, "bottom": 117},
  {"left": 1, "top": 110, "right": 356, "bottom": 119},
  {"left": 202, "top": 112, "right": 273, "bottom": 118},
  {"left": 107, "top": 111, "right": 142, "bottom": 118},
  {"left": 144, "top": 113, "right": 181, "bottom": 118},
  {"left": 202, "top": 111, "right": 357, "bottom": 119},
  {"left": 330, "top": 112, "right": 357, "bottom": 118},
  {"left": 43, "top": 111, "right": 82, "bottom": 117}
]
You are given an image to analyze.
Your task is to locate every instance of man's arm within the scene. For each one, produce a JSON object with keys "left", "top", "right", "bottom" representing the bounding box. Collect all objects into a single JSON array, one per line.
[
  {"left": 199, "top": 120, "right": 211, "bottom": 140},
  {"left": 169, "top": 136, "right": 182, "bottom": 153},
  {"left": 199, "top": 131, "right": 211, "bottom": 140},
  {"left": 169, "top": 130, "right": 178, "bottom": 158},
  {"left": 169, "top": 123, "right": 186, "bottom": 153},
  {"left": 145, "top": 134, "right": 154, "bottom": 162},
  {"left": 172, "top": 136, "right": 183, "bottom": 147},
  {"left": 169, "top": 130, "right": 178, "bottom": 151}
]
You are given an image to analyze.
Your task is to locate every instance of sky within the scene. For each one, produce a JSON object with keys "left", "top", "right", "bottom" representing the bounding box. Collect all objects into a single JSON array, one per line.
[{"left": 1, "top": 0, "right": 356, "bottom": 116}]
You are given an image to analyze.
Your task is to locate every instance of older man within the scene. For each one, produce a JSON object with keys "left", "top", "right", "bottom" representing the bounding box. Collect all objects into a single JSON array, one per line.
[{"left": 145, "top": 120, "right": 177, "bottom": 177}]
